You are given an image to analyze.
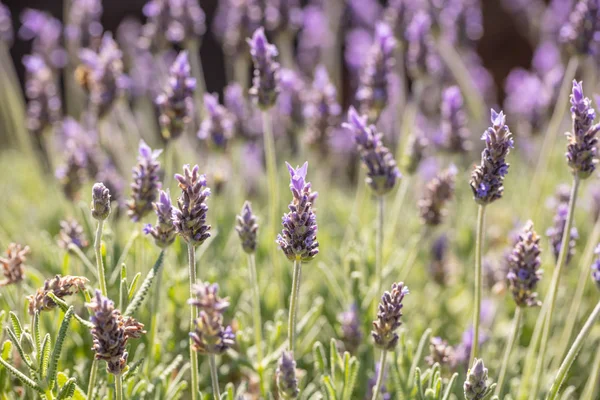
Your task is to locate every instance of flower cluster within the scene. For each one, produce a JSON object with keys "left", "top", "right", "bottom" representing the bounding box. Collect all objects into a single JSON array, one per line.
[
  {"left": 173, "top": 165, "right": 212, "bottom": 246},
  {"left": 235, "top": 201, "right": 259, "bottom": 254},
  {"left": 559, "top": 0, "right": 600, "bottom": 57},
  {"left": 27, "top": 275, "right": 88, "bottom": 315},
  {"left": 91, "top": 182, "right": 111, "bottom": 221},
  {"left": 144, "top": 190, "right": 177, "bottom": 248},
  {"left": 198, "top": 93, "right": 235, "bottom": 151},
  {"left": 142, "top": 0, "right": 206, "bottom": 48},
  {"left": 188, "top": 282, "right": 235, "bottom": 354},
  {"left": 65, "top": 0, "right": 103, "bottom": 56},
  {"left": 277, "top": 351, "right": 299, "bottom": 399},
  {"left": 372, "top": 282, "right": 409, "bottom": 350},
  {"left": 441, "top": 86, "right": 471, "bottom": 153},
  {"left": 248, "top": 27, "right": 280, "bottom": 110},
  {"left": 566, "top": 80, "right": 599, "bottom": 179},
  {"left": 507, "top": 221, "right": 543, "bottom": 307},
  {"left": 87, "top": 290, "right": 145, "bottom": 375},
  {"left": 464, "top": 358, "right": 492, "bottom": 400},
  {"left": 419, "top": 165, "right": 457, "bottom": 226},
  {"left": 277, "top": 162, "right": 319, "bottom": 262},
  {"left": 0, "top": 243, "right": 30, "bottom": 287},
  {"left": 57, "top": 219, "right": 89, "bottom": 251},
  {"left": 18, "top": 10, "right": 66, "bottom": 69},
  {"left": 127, "top": 140, "right": 162, "bottom": 222},
  {"left": 470, "top": 109, "right": 514, "bottom": 205},
  {"left": 343, "top": 107, "right": 401, "bottom": 196}
]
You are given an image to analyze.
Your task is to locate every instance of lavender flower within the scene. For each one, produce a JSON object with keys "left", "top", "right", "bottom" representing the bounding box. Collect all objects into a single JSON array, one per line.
[
  {"left": 592, "top": 245, "right": 600, "bottom": 289},
  {"left": 277, "top": 162, "right": 319, "bottom": 262},
  {"left": 356, "top": 22, "right": 396, "bottom": 122},
  {"left": 65, "top": 0, "right": 103, "bottom": 56},
  {"left": 56, "top": 141, "right": 87, "bottom": 201},
  {"left": 127, "top": 140, "right": 162, "bottom": 222},
  {"left": 441, "top": 86, "right": 471, "bottom": 153},
  {"left": 78, "top": 33, "right": 127, "bottom": 117},
  {"left": 19, "top": 10, "right": 66, "bottom": 69},
  {"left": 96, "top": 162, "right": 125, "bottom": 210},
  {"left": 504, "top": 68, "right": 552, "bottom": 136},
  {"left": 426, "top": 337, "right": 455, "bottom": 367},
  {"left": 173, "top": 165, "right": 211, "bottom": 246},
  {"left": 91, "top": 182, "right": 111, "bottom": 221},
  {"left": 507, "top": 221, "right": 543, "bottom": 307},
  {"left": 402, "top": 133, "right": 428, "bottom": 175},
  {"left": 142, "top": 0, "right": 206, "bottom": 47},
  {"left": 441, "top": 0, "right": 483, "bottom": 48},
  {"left": 27, "top": 275, "right": 88, "bottom": 315},
  {"left": 547, "top": 198, "right": 578, "bottom": 266},
  {"left": 87, "top": 290, "right": 145, "bottom": 375},
  {"left": 338, "top": 303, "right": 363, "bottom": 353},
  {"left": 343, "top": 107, "right": 401, "bottom": 196},
  {"left": 470, "top": 110, "right": 514, "bottom": 204},
  {"left": 0, "top": 243, "right": 30, "bottom": 287},
  {"left": 212, "top": 0, "right": 261, "bottom": 58},
  {"left": 188, "top": 282, "right": 235, "bottom": 354},
  {"left": 566, "top": 80, "right": 599, "bottom": 179},
  {"left": 559, "top": 0, "right": 600, "bottom": 57},
  {"left": 236, "top": 201, "right": 259, "bottom": 254},
  {"left": 0, "top": 1, "right": 13, "bottom": 45},
  {"left": 248, "top": 27, "right": 280, "bottom": 110},
  {"left": 464, "top": 359, "right": 492, "bottom": 400},
  {"left": 372, "top": 282, "right": 409, "bottom": 350},
  {"left": 198, "top": 93, "right": 235, "bottom": 150},
  {"left": 406, "top": 11, "right": 435, "bottom": 80},
  {"left": 429, "top": 234, "right": 449, "bottom": 286},
  {"left": 277, "top": 351, "right": 299, "bottom": 399},
  {"left": 296, "top": 5, "right": 330, "bottom": 76},
  {"left": 225, "top": 82, "right": 262, "bottom": 139},
  {"left": 23, "top": 55, "right": 62, "bottom": 136},
  {"left": 58, "top": 219, "right": 89, "bottom": 251},
  {"left": 279, "top": 68, "right": 307, "bottom": 130},
  {"left": 419, "top": 165, "right": 457, "bottom": 226},
  {"left": 156, "top": 51, "right": 196, "bottom": 140},
  {"left": 144, "top": 190, "right": 177, "bottom": 248},
  {"left": 304, "top": 65, "right": 341, "bottom": 155}
]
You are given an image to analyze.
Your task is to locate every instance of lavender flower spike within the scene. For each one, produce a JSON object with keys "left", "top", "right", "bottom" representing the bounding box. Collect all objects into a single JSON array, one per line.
[
  {"left": 339, "top": 303, "right": 363, "bottom": 353},
  {"left": 87, "top": 290, "right": 145, "bottom": 375},
  {"left": 356, "top": 22, "right": 396, "bottom": 122},
  {"left": 28, "top": 275, "right": 88, "bottom": 315},
  {"left": 144, "top": 190, "right": 177, "bottom": 249},
  {"left": 188, "top": 281, "right": 235, "bottom": 354},
  {"left": 559, "top": 0, "right": 600, "bottom": 57},
  {"left": 248, "top": 27, "right": 281, "bottom": 110},
  {"left": 198, "top": 93, "right": 235, "bottom": 150},
  {"left": 91, "top": 183, "right": 111, "bottom": 220},
  {"left": 547, "top": 198, "right": 579, "bottom": 265},
  {"left": 156, "top": 51, "right": 196, "bottom": 140},
  {"left": 592, "top": 245, "right": 600, "bottom": 289},
  {"left": 23, "top": 55, "right": 62, "bottom": 136},
  {"left": 464, "top": 358, "right": 492, "bottom": 400},
  {"left": 566, "top": 80, "right": 600, "bottom": 179},
  {"left": 418, "top": 165, "right": 457, "bottom": 226},
  {"left": 142, "top": 0, "right": 206, "bottom": 46},
  {"left": 127, "top": 140, "right": 162, "bottom": 222},
  {"left": 372, "top": 282, "right": 409, "bottom": 350},
  {"left": 441, "top": 86, "right": 471, "bottom": 153},
  {"left": 470, "top": 109, "right": 514, "bottom": 204},
  {"left": 236, "top": 201, "right": 259, "bottom": 254},
  {"left": 173, "top": 165, "right": 211, "bottom": 246},
  {"left": 277, "top": 351, "right": 299, "bottom": 399},
  {"left": 58, "top": 219, "right": 89, "bottom": 251},
  {"left": 507, "top": 221, "right": 543, "bottom": 307},
  {"left": 0, "top": 243, "right": 30, "bottom": 287},
  {"left": 402, "top": 132, "right": 428, "bottom": 175},
  {"left": 343, "top": 107, "right": 401, "bottom": 196},
  {"left": 277, "top": 162, "right": 319, "bottom": 262},
  {"left": 0, "top": 2, "right": 13, "bottom": 45}
]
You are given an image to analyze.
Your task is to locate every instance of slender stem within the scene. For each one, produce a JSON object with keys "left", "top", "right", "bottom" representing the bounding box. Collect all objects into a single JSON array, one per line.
[
  {"left": 148, "top": 257, "right": 164, "bottom": 370},
  {"left": 187, "top": 243, "right": 199, "bottom": 400},
  {"left": 581, "top": 339, "right": 600, "bottom": 400},
  {"left": 386, "top": 176, "right": 410, "bottom": 249},
  {"left": 376, "top": 196, "right": 384, "bottom": 296},
  {"left": 531, "top": 176, "right": 580, "bottom": 399},
  {"left": 248, "top": 254, "right": 265, "bottom": 396},
  {"left": 370, "top": 350, "right": 388, "bottom": 400},
  {"left": 496, "top": 306, "right": 523, "bottom": 397},
  {"left": 209, "top": 354, "right": 221, "bottom": 400},
  {"left": 87, "top": 359, "right": 99, "bottom": 399},
  {"left": 470, "top": 204, "right": 486, "bottom": 367},
  {"left": 517, "top": 297, "right": 548, "bottom": 400},
  {"left": 115, "top": 374, "right": 123, "bottom": 400},
  {"left": 546, "top": 300, "right": 600, "bottom": 400},
  {"left": 288, "top": 260, "right": 302, "bottom": 353},
  {"left": 94, "top": 220, "right": 107, "bottom": 296}
]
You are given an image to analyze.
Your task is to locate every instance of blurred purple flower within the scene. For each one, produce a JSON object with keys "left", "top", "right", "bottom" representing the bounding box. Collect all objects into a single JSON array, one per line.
[
  {"left": 198, "top": 93, "right": 235, "bottom": 150},
  {"left": 213, "top": 0, "right": 262, "bottom": 58},
  {"left": 297, "top": 5, "right": 331, "bottom": 76},
  {"left": 19, "top": 9, "right": 66, "bottom": 69},
  {"left": 142, "top": 0, "right": 206, "bottom": 48},
  {"left": 65, "top": 0, "right": 103, "bottom": 57},
  {"left": 305, "top": 65, "right": 341, "bottom": 155},
  {"left": 0, "top": 1, "right": 13, "bottom": 45},
  {"left": 560, "top": 0, "right": 600, "bottom": 57},
  {"left": 23, "top": 54, "right": 62, "bottom": 136},
  {"left": 248, "top": 27, "right": 281, "bottom": 110}
]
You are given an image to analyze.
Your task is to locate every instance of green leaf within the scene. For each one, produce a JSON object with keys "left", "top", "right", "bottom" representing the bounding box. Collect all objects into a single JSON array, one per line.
[
  {"left": 56, "top": 378, "right": 76, "bottom": 400},
  {"left": 124, "top": 251, "right": 165, "bottom": 317},
  {"left": 1, "top": 340, "right": 12, "bottom": 360},
  {"left": 8, "top": 312, "right": 22, "bottom": 338},
  {"left": 39, "top": 333, "right": 51, "bottom": 378},
  {"left": 47, "top": 306, "right": 74, "bottom": 389},
  {"left": 5, "top": 328, "right": 35, "bottom": 371},
  {"left": 414, "top": 368, "right": 424, "bottom": 400},
  {"left": 409, "top": 328, "right": 431, "bottom": 385},
  {"left": 322, "top": 375, "right": 337, "bottom": 400},
  {"left": 120, "top": 277, "right": 129, "bottom": 312},
  {"left": 225, "top": 382, "right": 235, "bottom": 400},
  {"left": 343, "top": 357, "right": 359, "bottom": 400},
  {"left": 442, "top": 373, "right": 458, "bottom": 400},
  {"left": 46, "top": 292, "right": 94, "bottom": 329},
  {"left": 128, "top": 272, "right": 142, "bottom": 300},
  {"left": 159, "top": 355, "right": 183, "bottom": 382},
  {"left": 33, "top": 311, "right": 41, "bottom": 355},
  {"left": 123, "top": 358, "right": 145, "bottom": 382},
  {"left": 312, "top": 342, "right": 327, "bottom": 375},
  {"left": 0, "top": 356, "right": 44, "bottom": 393}
]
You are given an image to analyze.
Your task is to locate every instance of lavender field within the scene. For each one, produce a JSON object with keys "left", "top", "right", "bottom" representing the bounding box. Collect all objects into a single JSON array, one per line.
[{"left": 1, "top": 0, "right": 600, "bottom": 399}]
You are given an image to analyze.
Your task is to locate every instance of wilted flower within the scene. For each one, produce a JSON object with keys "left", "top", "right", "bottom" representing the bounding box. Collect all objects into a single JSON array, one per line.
[
  {"left": 91, "top": 182, "right": 111, "bottom": 221},
  {"left": 0, "top": 2, "right": 13, "bottom": 45},
  {"left": 188, "top": 282, "right": 235, "bottom": 354},
  {"left": 426, "top": 336, "right": 455, "bottom": 367},
  {"left": 403, "top": 132, "right": 428, "bottom": 175},
  {"left": 372, "top": 282, "right": 409, "bottom": 350},
  {"left": 87, "top": 290, "right": 145, "bottom": 375},
  {"left": 127, "top": 140, "right": 162, "bottom": 222},
  {"left": 441, "top": 86, "right": 471, "bottom": 153},
  {"left": 470, "top": 109, "right": 514, "bottom": 204},
  {"left": 28, "top": 275, "right": 88, "bottom": 315},
  {"left": 277, "top": 351, "right": 299, "bottom": 399},
  {"left": 559, "top": 0, "right": 600, "bottom": 57},
  {"left": 248, "top": 27, "right": 280, "bottom": 110},
  {"left": 236, "top": 201, "right": 259, "bottom": 254},
  {"left": 566, "top": 80, "right": 599, "bottom": 179},
  {"left": 156, "top": 51, "right": 196, "bottom": 140},
  {"left": 58, "top": 219, "right": 89, "bottom": 250},
  {"left": 23, "top": 55, "right": 62, "bottom": 137},
  {"left": 144, "top": 190, "right": 177, "bottom": 248},
  {"left": 277, "top": 162, "right": 319, "bottom": 262},
  {"left": 592, "top": 245, "right": 600, "bottom": 289},
  {"left": 419, "top": 165, "right": 457, "bottom": 226},
  {"left": 173, "top": 165, "right": 211, "bottom": 246},
  {"left": 142, "top": 0, "right": 206, "bottom": 48},
  {"left": 338, "top": 303, "right": 363, "bottom": 353},
  {"left": 198, "top": 93, "right": 235, "bottom": 150},
  {"left": 0, "top": 243, "right": 30, "bottom": 287},
  {"left": 507, "top": 221, "right": 543, "bottom": 307}
]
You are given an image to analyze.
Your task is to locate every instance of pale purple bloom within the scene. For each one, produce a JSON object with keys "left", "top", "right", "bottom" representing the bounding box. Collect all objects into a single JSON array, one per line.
[
  {"left": 441, "top": 86, "right": 471, "bottom": 152},
  {"left": 296, "top": 5, "right": 330, "bottom": 75},
  {"left": 127, "top": 141, "right": 162, "bottom": 222},
  {"left": 144, "top": 190, "right": 177, "bottom": 248},
  {"left": 406, "top": 11, "right": 435, "bottom": 80},
  {"left": 213, "top": 0, "right": 262, "bottom": 58},
  {"left": 248, "top": 27, "right": 281, "bottom": 110},
  {"left": 65, "top": 0, "right": 103, "bottom": 56},
  {"left": 23, "top": 55, "right": 62, "bottom": 136},
  {"left": 560, "top": 0, "right": 600, "bottom": 57},
  {"left": 279, "top": 68, "right": 306, "bottom": 129},
  {"left": 173, "top": 165, "right": 211, "bottom": 246},
  {"left": 592, "top": 245, "right": 600, "bottom": 289},
  {"left": 567, "top": 80, "right": 600, "bottom": 179},
  {"left": 142, "top": 0, "right": 206, "bottom": 47},
  {"left": 344, "top": 28, "right": 373, "bottom": 76},
  {"left": 504, "top": 68, "right": 552, "bottom": 136},
  {"left": 225, "top": 83, "right": 262, "bottom": 139},
  {"left": 19, "top": 9, "right": 66, "bottom": 69},
  {"left": 198, "top": 93, "right": 235, "bottom": 150},
  {"left": 0, "top": 2, "right": 13, "bottom": 45}
]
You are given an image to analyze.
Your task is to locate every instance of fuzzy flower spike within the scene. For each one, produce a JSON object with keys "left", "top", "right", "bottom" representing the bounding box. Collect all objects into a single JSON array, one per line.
[
  {"left": 277, "top": 351, "right": 299, "bottom": 399},
  {"left": 277, "top": 162, "right": 319, "bottom": 262},
  {"left": 419, "top": 165, "right": 457, "bottom": 226},
  {"left": 566, "top": 80, "right": 599, "bottom": 179},
  {"left": 470, "top": 109, "right": 514, "bottom": 204},
  {"left": 372, "top": 282, "right": 409, "bottom": 350},
  {"left": 507, "top": 221, "right": 543, "bottom": 307},
  {"left": 248, "top": 27, "right": 280, "bottom": 110},
  {"left": 173, "top": 164, "right": 211, "bottom": 246},
  {"left": 127, "top": 140, "right": 162, "bottom": 222},
  {"left": 91, "top": 182, "right": 111, "bottom": 220},
  {"left": 0, "top": 243, "right": 30, "bottom": 287},
  {"left": 236, "top": 201, "right": 259, "bottom": 254},
  {"left": 144, "top": 190, "right": 177, "bottom": 248},
  {"left": 198, "top": 93, "right": 235, "bottom": 150},
  {"left": 28, "top": 275, "right": 88, "bottom": 315},
  {"left": 464, "top": 358, "right": 493, "bottom": 399}
]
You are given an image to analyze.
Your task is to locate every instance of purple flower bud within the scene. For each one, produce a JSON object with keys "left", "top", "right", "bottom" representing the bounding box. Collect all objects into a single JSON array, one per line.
[
  {"left": 142, "top": 0, "right": 206, "bottom": 47},
  {"left": 0, "top": 243, "right": 30, "bottom": 287},
  {"left": 277, "top": 351, "right": 299, "bottom": 399},
  {"left": 23, "top": 54, "right": 62, "bottom": 136},
  {"left": 464, "top": 359, "right": 490, "bottom": 400},
  {"left": 145, "top": 190, "right": 177, "bottom": 248},
  {"left": 0, "top": 2, "right": 13, "bottom": 45},
  {"left": 235, "top": 201, "right": 259, "bottom": 254},
  {"left": 173, "top": 164, "right": 211, "bottom": 246},
  {"left": 507, "top": 221, "right": 543, "bottom": 307},
  {"left": 156, "top": 51, "right": 196, "bottom": 140},
  {"left": 592, "top": 245, "right": 600, "bottom": 289},
  {"left": 559, "top": 0, "right": 600, "bottom": 57},
  {"left": 248, "top": 27, "right": 281, "bottom": 110},
  {"left": 372, "top": 282, "right": 409, "bottom": 350},
  {"left": 566, "top": 80, "right": 599, "bottom": 179},
  {"left": 470, "top": 109, "right": 514, "bottom": 204},
  {"left": 19, "top": 9, "right": 66, "bottom": 69},
  {"left": 198, "top": 93, "right": 235, "bottom": 150},
  {"left": 419, "top": 165, "right": 457, "bottom": 226},
  {"left": 441, "top": 86, "right": 471, "bottom": 153},
  {"left": 91, "top": 182, "right": 111, "bottom": 220},
  {"left": 65, "top": 0, "right": 103, "bottom": 57},
  {"left": 127, "top": 140, "right": 162, "bottom": 222}
]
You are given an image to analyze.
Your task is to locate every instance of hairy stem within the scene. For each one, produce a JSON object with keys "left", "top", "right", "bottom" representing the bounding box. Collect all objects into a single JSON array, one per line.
[
  {"left": 87, "top": 359, "right": 98, "bottom": 400},
  {"left": 470, "top": 204, "right": 486, "bottom": 366},
  {"left": 496, "top": 306, "right": 523, "bottom": 397},
  {"left": 371, "top": 350, "right": 388, "bottom": 400},
  {"left": 187, "top": 243, "right": 199, "bottom": 400},
  {"left": 376, "top": 196, "right": 384, "bottom": 297},
  {"left": 249, "top": 254, "right": 266, "bottom": 396},
  {"left": 115, "top": 374, "right": 123, "bottom": 400},
  {"left": 209, "top": 354, "right": 221, "bottom": 400},
  {"left": 94, "top": 220, "right": 107, "bottom": 297},
  {"left": 288, "top": 260, "right": 302, "bottom": 353}
]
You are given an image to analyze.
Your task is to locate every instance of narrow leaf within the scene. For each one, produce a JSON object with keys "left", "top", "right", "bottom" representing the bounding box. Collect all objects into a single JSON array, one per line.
[
  {"left": 312, "top": 342, "right": 327, "bottom": 375},
  {"left": 8, "top": 312, "right": 22, "bottom": 338},
  {"left": 0, "top": 357, "right": 44, "bottom": 393},
  {"left": 56, "top": 378, "right": 76, "bottom": 400},
  {"left": 46, "top": 292, "right": 94, "bottom": 329},
  {"left": 40, "top": 333, "right": 51, "bottom": 378},
  {"left": 47, "top": 306, "right": 74, "bottom": 389},
  {"left": 442, "top": 373, "right": 458, "bottom": 400},
  {"left": 124, "top": 251, "right": 165, "bottom": 317},
  {"left": 128, "top": 272, "right": 142, "bottom": 300}
]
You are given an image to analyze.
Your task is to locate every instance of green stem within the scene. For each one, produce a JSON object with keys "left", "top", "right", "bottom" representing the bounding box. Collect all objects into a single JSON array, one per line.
[
  {"left": 531, "top": 176, "right": 580, "bottom": 400},
  {"left": 209, "top": 354, "right": 221, "bottom": 400},
  {"left": 187, "top": 243, "right": 199, "bottom": 400},
  {"left": 386, "top": 176, "right": 410, "bottom": 249},
  {"left": 517, "top": 297, "right": 548, "bottom": 400},
  {"left": 148, "top": 257, "right": 164, "bottom": 370},
  {"left": 94, "top": 220, "right": 107, "bottom": 297},
  {"left": 248, "top": 254, "right": 266, "bottom": 396},
  {"left": 288, "top": 259, "right": 302, "bottom": 353},
  {"left": 115, "top": 374, "right": 123, "bottom": 400},
  {"left": 370, "top": 350, "right": 388, "bottom": 400},
  {"left": 376, "top": 196, "right": 384, "bottom": 297},
  {"left": 470, "top": 205, "right": 486, "bottom": 367},
  {"left": 546, "top": 300, "right": 600, "bottom": 400},
  {"left": 495, "top": 306, "right": 523, "bottom": 397},
  {"left": 581, "top": 339, "right": 600, "bottom": 400},
  {"left": 87, "top": 359, "right": 99, "bottom": 400}
]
